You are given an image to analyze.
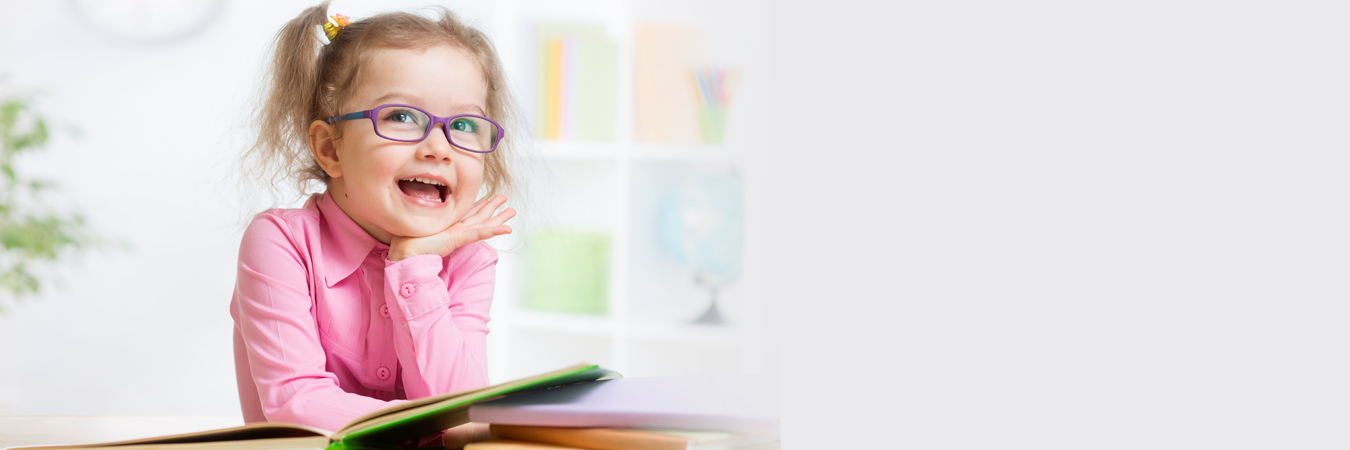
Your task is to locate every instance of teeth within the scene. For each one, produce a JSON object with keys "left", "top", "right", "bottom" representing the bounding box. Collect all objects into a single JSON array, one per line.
[{"left": 402, "top": 177, "right": 445, "bottom": 186}]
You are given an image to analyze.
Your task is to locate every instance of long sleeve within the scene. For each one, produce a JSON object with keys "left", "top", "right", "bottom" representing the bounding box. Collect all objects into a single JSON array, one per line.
[
  {"left": 382, "top": 242, "right": 495, "bottom": 399},
  {"left": 232, "top": 213, "right": 405, "bottom": 431}
]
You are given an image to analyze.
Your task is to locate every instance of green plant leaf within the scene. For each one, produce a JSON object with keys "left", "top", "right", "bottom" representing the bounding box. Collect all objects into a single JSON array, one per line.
[{"left": 0, "top": 86, "right": 119, "bottom": 312}]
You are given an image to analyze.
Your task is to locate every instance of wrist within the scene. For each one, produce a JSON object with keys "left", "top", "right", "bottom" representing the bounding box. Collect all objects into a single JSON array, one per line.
[{"left": 386, "top": 240, "right": 417, "bottom": 262}]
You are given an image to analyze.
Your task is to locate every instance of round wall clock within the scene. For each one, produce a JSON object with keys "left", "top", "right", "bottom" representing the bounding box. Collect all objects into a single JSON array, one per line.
[{"left": 70, "top": 0, "right": 225, "bottom": 44}]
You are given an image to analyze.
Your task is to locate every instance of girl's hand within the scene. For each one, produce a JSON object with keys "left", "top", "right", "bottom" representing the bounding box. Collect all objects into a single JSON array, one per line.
[{"left": 387, "top": 195, "right": 515, "bottom": 261}]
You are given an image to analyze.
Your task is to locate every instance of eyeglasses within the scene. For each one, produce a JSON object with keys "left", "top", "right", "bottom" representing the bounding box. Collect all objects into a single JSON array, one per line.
[{"left": 325, "top": 104, "right": 505, "bottom": 153}]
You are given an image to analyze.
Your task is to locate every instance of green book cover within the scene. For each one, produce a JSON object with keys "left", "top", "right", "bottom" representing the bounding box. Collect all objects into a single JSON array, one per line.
[{"left": 329, "top": 364, "right": 619, "bottom": 449}]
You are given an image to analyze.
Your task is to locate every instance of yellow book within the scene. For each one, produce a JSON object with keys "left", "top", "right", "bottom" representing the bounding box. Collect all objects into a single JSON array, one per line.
[{"left": 544, "top": 37, "right": 563, "bottom": 140}]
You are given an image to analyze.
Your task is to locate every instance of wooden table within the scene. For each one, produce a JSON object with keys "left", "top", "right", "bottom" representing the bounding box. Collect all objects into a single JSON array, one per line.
[{"left": 0, "top": 416, "right": 244, "bottom": 449}]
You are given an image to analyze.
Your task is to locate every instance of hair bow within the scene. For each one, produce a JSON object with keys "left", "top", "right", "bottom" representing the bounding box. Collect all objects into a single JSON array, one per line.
[{"left": 323, "top": 14, "right": 351, "bottom": 41}]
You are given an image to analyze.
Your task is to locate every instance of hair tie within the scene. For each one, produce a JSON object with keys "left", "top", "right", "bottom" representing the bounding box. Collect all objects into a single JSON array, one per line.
[{"left": 323, "top": 14, "right": 351, "bottom": 41}]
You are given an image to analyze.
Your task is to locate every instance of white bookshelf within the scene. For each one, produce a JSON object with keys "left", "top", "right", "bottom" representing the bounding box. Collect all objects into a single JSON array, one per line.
[{"left": 485, "top": 0, "right": 768, "bottom": 382}]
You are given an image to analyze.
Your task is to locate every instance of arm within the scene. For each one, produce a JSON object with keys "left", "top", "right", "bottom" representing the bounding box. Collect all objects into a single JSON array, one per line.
[
  {"left": 384, "top": 194, "right": 514, "bottom": 398},
  {"left": 382, "top": 242, "right": 496, "bottom": 398},
  {"left": 233, "top": 213, "right": 405, "bottom": 431}
]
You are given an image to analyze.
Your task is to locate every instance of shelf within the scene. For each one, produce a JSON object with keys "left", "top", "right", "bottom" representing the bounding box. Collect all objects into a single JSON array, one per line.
[
  {"left": 489, "top": 0, "right": 767, "bottom": 380},
  {"left": 535, "top": 141, "right": 745, "bottom": 163},
  {"left": 505, "top": 309, "right": 615, "bottom": 337},
  {"left": 536, "top": 141, "right": 620, "bottom": 160},
  {"left": 503, "top": 308, "right": 747, "bottom": 347},
  {"left": 629, "top": 143, "right": 743, "bottom": 163},
  {"left": 628, "top": 321, "right": 747, "bottom": 346}
]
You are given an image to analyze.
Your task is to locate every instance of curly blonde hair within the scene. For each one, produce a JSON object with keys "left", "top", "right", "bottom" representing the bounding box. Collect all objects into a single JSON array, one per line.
[{"left": 242, "top": 0, "right": 521, "bottom": 207}]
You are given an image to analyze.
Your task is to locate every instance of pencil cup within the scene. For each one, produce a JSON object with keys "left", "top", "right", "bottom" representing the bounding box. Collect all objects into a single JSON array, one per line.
[{"left": 698, "top": 105, "right": 727, "bottom": 143}]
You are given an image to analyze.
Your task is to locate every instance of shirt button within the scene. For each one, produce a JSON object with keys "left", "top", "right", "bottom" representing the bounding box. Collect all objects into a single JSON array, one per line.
[
  {"left": 400, "top": 283, "right": 417, "bottom": 298},
  {"left": 376, "top": 366, "right": 391, "bottom": 381},
  {"left": 380, "top": 304, "right": 390, "bottom": 318}
]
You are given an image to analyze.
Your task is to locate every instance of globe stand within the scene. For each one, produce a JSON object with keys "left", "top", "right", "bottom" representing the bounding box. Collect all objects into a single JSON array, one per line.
[{"left": 692, "top": 274, "right": 726, "bottom": 325}]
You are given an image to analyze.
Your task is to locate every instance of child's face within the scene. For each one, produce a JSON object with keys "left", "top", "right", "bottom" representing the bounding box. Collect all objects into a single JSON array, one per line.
[{"left": 318, "top": 45, "right": 490, "bottom": 243}]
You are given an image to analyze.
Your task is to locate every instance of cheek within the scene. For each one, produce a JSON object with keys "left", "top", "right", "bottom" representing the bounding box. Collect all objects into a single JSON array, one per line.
[
  {"left": 456, "top": 158, "right": 486, "bottom": 197},
  {"left": 344, "top": 145, "right": 396, "bottom": 185}
]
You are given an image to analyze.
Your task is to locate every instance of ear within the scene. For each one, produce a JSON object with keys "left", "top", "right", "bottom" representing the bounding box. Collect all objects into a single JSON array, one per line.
[{"left": 309, "top": 120, "right": 343, "bottom": 178}]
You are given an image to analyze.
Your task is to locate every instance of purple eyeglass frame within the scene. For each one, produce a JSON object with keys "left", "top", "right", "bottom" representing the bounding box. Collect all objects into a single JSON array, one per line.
[{"left": 325, "top": 103, "right": 505, "bottom": 153}]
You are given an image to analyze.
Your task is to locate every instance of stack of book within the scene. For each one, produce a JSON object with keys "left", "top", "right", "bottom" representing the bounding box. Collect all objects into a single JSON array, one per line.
[
  {"left": 466, "top": 425, "right": 779, "bottom": 450},
  {"left": 465, "top": 374, "right": 779, "bottom": 450}
]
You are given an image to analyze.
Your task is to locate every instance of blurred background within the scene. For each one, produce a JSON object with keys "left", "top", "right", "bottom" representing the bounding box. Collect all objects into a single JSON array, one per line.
[
  {"left": 5, "top": 0, "right": 1350, "bottom": 446},
  {"left": 0, "top": 0, "right": 773, "bottom": 415}
]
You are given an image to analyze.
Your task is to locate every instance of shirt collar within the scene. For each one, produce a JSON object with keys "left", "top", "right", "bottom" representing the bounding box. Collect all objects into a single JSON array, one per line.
[{"left": 317, "top": 191, "right": 385, "bottom": 287}]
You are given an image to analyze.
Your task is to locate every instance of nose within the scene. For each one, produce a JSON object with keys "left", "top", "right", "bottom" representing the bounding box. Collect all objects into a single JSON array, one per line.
[{"left": 418, "top": 124, "right": 455, "bottom": 162}]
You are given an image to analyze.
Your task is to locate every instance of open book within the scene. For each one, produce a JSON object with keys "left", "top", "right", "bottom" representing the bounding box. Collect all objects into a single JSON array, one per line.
[{"left": 10, "top": 364, "right": 619, "bottom": 450}]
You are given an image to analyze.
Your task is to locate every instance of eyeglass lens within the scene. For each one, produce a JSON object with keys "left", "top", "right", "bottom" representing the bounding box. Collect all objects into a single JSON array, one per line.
[{"left": 375, "top": 106, "right": 500, "bottom": 151}]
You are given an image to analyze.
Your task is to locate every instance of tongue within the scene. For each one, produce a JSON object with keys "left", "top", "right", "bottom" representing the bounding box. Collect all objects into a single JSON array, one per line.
[{"left": 398, "top": 180, "right": 441, "bottom": 202}]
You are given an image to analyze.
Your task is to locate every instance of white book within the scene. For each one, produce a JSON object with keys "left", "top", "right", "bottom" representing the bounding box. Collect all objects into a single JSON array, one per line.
[{"left": 467, "top": 374, "right": 779, "bottom": 434}]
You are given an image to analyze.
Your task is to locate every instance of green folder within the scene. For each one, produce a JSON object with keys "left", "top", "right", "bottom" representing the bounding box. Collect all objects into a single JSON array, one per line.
[
  {"left": 526, "top": 231, "right": 610, "bottom": 314},
  {"left": 18, "top": 364, "right": 621, "bottom": 450}
]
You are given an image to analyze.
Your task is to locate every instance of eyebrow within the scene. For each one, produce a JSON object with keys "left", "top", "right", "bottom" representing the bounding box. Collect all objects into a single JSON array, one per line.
[{"left": 372, "top": 92, "right": 486, "bottom": 115}]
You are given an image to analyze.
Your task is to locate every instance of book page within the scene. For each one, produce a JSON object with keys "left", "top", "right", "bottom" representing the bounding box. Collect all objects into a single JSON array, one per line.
[
  {"left": 79, "top": 437, "right": 331, "bottom": 450},
  {"left": 12, "top": 424, "right": 330, "bottom": 450}
]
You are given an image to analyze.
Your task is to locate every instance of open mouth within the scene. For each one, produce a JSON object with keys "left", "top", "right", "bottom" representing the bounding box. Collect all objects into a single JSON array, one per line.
[{"left": 397, "top": 177, "right": 449, "bottom": 203}]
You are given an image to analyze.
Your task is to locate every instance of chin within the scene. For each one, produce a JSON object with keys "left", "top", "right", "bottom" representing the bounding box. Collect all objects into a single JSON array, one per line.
[{"left": 397, "top": 218, "right": 455, "bottom": 239}]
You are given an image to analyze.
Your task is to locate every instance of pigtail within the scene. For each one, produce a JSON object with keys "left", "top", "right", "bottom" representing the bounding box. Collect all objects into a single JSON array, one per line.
[{"left": 242, "top": 1, "right": 332, "bottom": 203}]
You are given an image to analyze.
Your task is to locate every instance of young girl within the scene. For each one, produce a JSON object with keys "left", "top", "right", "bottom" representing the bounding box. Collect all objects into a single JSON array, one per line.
[{"left": 230, "top": 2, "right": 518, "bottom": 447}]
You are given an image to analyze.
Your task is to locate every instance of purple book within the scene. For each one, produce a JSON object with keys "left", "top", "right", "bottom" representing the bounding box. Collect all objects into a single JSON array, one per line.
[{"left": 466, "top": 374, "right": 780, "bottom": 434}]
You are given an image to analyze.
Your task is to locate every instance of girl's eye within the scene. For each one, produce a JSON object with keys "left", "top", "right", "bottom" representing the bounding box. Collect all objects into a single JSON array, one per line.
[
  {"left": 388, "top": 110, "right": 420, "bottom": 124},
  {"left": 449, "top": 118, "right": 480, "bottom": 133}
]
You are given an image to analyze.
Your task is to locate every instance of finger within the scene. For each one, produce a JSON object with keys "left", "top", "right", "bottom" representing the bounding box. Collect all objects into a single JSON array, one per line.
[
  {"left": 461, "top": 195, "right": 506, "bottom": 227},
  {"left": 449, "top": 225, "right": 512, "bottom": 250},
  {"left": 441, "top": 422, "right": 491, "bottom": 449},
  {"left": 482, "top": 207, "right": 516, "bottom": 228},
  {"left": 457, "top": 194, "right": 499, "bottom": 225},
  {"left": 459, "top": 199, "right": 489, "bottom": 224}
]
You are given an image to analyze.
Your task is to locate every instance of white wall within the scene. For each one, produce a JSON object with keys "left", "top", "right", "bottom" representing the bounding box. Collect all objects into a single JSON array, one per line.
[{"left": 769, "top": 1, "right": 1350, "bottom": 447}]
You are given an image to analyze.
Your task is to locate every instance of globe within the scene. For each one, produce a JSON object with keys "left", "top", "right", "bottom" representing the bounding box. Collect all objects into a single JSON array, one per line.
[{"left": 658, "top": 173, "right": 744, "bottom": 324}]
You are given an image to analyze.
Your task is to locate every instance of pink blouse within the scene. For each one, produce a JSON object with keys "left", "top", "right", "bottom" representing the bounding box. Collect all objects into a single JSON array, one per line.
[{"left": 230, "top": 191, "right": 494, "bottom": 431}]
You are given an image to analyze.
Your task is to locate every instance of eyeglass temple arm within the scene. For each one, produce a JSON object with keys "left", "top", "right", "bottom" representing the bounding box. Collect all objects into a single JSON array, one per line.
[{"left": 325, "top": 111, "right": 370, "bottom": 124}]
